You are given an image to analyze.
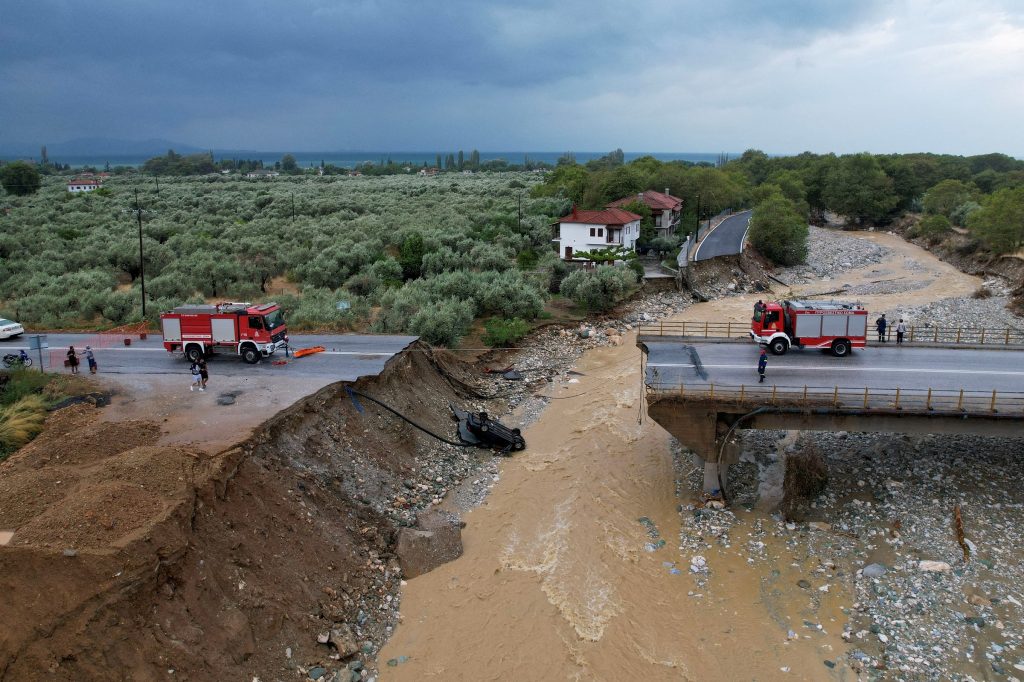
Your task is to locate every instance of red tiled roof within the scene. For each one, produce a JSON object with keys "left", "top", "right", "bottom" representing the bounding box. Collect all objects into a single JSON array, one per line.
[
  {"left": 557, "top": 207, "right": 642, "bottom": 226},
  {"left": 68, "top": 179, "right": 99, "bottom": 186},
  {"left": 608, "top": 190, "right": 682, "bottom": 212}
]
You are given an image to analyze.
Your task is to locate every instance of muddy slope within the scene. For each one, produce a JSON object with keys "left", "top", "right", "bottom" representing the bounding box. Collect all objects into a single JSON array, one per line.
[{"left": 0, "top": 343, "right": 489, "bottom": 681}]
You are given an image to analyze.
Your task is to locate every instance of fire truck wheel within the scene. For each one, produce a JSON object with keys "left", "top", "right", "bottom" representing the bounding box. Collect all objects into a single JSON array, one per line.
[
  {"left": 185, "top": 345, "right": 204, "bottom": 362},
  {"left": 769, "top": 338, "right": 789, "bottom": 355},
  {"left": 241, "top": 345, "right": 261, "bottom": 364},
  {"left": 831, "top": 340, "right": 850, "bottom": 357}
]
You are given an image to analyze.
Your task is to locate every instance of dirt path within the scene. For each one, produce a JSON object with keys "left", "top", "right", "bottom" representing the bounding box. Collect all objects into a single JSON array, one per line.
[{"left": 377, "top": 235, "right": 987, "bottom": 680}]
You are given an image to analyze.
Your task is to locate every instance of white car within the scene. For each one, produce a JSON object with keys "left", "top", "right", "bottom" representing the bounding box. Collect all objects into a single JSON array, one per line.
[{"left": 0, "top": 318, "right": 24, "bottom": 340}]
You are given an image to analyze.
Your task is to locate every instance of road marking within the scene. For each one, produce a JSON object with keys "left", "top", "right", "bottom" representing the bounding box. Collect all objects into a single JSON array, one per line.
[
  {"left": 649, "top": 363, "right": 1024, "bottom": 376},
  {"left": 693, "top": 210, "right": 751, "bottom": 261}
]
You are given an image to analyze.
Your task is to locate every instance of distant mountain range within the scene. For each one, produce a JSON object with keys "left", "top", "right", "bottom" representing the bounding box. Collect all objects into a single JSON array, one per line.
[{"left": 1, "top": 137, "right": 204, "bottom": 159}]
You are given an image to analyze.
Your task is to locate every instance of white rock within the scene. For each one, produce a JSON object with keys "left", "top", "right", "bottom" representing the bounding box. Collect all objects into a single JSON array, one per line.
[{"left": 918, "top": 560, "right": 951, "bottom": 572}]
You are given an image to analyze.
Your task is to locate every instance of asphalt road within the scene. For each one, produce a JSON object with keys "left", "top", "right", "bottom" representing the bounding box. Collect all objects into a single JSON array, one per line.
[
  {"left": 693, "top": 210, "right": 752, "bottom": 261},
  {"left": 1, "top": 333, "right": 419, "bottom": 381},
  {"left": 644, "top": 340, "right": 1024, "bottom": 394}
]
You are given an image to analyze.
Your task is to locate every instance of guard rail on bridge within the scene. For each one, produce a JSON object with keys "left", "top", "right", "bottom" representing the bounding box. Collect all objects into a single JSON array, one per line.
[
  {"left": 638, "top": 321, "right": 1024, "bottom": 347},
  {"left": 645, "top": 381, "right": 1024, "bottom": 417}
]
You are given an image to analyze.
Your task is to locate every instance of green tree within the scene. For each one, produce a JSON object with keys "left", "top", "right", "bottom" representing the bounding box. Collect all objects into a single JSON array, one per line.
[
  {"left": 823, "top": 153, "right": 898, "bottom": 224},
  {"left": 399, "top": 233, "right": 427, "bottom": 280},
  {"left": 913, "top": 214, "right": 952, "bottom": 242},
  {"left": 922, "top": 179, "right": 976, "bottom": 217},
  {"left": 281, "top": 154, "right": 298, "bottom": 173},
  {"left": 967, "top": 187, "right": 1024, "bottom": 254},
  {"left": 0, "top": 161, "right": 42, "bottom": 196},
  {"left": 748, "top": 194, "right": 808, "bottom": 265},
  {"left": 457, "top": 150, "right": 465, "bottom": 170}
]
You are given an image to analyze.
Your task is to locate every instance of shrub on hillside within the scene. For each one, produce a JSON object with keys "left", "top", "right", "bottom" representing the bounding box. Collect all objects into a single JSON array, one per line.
[
  {"left": 408, "top": 298, "right": 474, "bottom": 347},
  {"left": 559, "top": 265, "right": 635, "bottom": 311},
  {"left": 912, "top": 214, "right": 952, "bottom": 243},
  {"left": 482, "top": 317, "right": 531, "bottom": 347}
]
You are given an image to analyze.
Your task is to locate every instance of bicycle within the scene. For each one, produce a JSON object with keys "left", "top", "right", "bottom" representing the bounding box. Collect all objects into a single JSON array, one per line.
[{"left": 2, "top": 353, "right": 32, "bottom": 369}]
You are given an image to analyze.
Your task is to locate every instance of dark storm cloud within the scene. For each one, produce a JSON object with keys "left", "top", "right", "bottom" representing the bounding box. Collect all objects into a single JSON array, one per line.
[{"left": 1, "top": 0, "right": 1017, "bottom": 153}]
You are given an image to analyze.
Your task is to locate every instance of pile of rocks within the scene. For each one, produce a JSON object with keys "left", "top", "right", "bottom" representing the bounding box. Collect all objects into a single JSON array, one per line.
[
  {"left": 886, "top": 294, "right": 1024, "bottom": 333},
  {"left": 776, "top": 227, "right": 894, "bottom": 283}
]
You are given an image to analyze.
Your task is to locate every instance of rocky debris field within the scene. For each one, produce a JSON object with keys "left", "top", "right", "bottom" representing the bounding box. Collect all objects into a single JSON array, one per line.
[
  {"left": 672, "top": 429, "right": 1024, "bottom": 681},
  {"left": 775, "top": 227, "right": 895, "bottom": 283},
  {"left": 889, "top": 292, "right": 1024, "bottom": 333}
]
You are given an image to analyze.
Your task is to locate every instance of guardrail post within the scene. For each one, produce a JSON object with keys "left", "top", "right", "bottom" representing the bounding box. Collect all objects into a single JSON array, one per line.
[
  {"left": 659, "top": 321, "right": 664, "bottom": 336},
  {"left": 1007, "top": 329, "right": 1011, "bottom": 345},
  {"left": 770, "top": 385, "right": 777, "bottom": 405},
  {"left": 991, "top": 390, "right": 998, "bottom": 413},
  {"left": 727, "top": 321, "right": 732, "bottom": 337},
  {"left": 934, "top": 328, "right": 939, "bottom": 343},
  {"left": 704, "top": 321, "right": 709, "bottom": 337},
  {"left": 833, "top": 386, "right": 839, "bottom": 408},
  {"left": 739, "top": 385, "right": 745, "bottom": 403},
  {"left": 980, "top": 328, "right": 986, "bottom": 344},
  {"left": 957, "top": 389, "right": 964, "bottom": 411},
  {"left": 895, "top": 387, "right": 901, "bottom": 410},
  {"left": 708, "top": 384, "right": 714, "bottom": 401},
  {"left": 802, "top": 386, "right": 808, "bottom": 406},
  {"left": 956, "top": 328, "right": 962, "bottom": 343},
  {"left": 926, "top": 388, "right": 933, "bottom": 410},
  {"left": 863, "top": 387, "right": 869, "bottom": 409}
]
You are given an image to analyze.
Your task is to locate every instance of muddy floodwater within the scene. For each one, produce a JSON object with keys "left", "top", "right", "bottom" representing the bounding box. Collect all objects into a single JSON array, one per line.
[{"left": 378, "top": 233, "right": 984, "bottom": 680}]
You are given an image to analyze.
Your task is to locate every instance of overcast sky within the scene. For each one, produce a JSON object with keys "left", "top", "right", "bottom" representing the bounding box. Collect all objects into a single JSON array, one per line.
[{"left": 1, "top": 0, "right": 1022, "bottom": 156}]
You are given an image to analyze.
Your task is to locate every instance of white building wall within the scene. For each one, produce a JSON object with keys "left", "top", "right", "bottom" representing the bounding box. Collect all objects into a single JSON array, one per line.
[{"left": 555, "top": 220, "right": 641, "bottom": 257}]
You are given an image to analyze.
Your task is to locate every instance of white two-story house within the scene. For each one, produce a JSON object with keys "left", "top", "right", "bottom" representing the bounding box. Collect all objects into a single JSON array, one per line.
[
  {"left": 551, "top": 206, "right": 642, "bottom": 260},
  {"left": 607, "top": 189, "right": 683, "bottom": 238}
]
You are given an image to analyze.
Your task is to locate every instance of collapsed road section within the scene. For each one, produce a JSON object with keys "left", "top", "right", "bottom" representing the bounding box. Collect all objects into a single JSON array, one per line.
[{"left": 0, "top": 342, "right": 522, "bottom": 681}]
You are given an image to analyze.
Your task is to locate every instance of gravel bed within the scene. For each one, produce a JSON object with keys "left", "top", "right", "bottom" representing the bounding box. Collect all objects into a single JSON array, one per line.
[
  {"left": 776, "top": 227, "right": 895, "bottom": 282},
  {"left": 672, "top": 430, "right": 1024, "bottom": 681},
  {"left": 881, "top": 293, "right": 1024, "bottom": 333}
]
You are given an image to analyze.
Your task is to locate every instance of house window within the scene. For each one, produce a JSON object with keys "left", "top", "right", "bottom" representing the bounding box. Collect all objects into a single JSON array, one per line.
[
  {"left": 597, "top": 228, "right": 604, "bottom": 237},
  {"left": 590, "top": 227, "right": 595, "bottom": 237}
]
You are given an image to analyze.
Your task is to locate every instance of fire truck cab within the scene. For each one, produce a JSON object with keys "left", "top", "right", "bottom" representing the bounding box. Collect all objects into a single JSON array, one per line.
[
  {"left": 161, "top": 302, "right": 288, "bottom": 363},
  {"left": 750, "top": 299, "right": 867, "bottom": 357}
]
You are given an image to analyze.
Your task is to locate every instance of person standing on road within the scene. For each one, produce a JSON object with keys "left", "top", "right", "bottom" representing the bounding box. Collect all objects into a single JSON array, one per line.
[
  {"left": 197, "top": 356, "right": 209, "bottom": 391},
  {"left": 66, "top": 346, "right": 80, "bottom": 375},
  {"left": 84, "top": 346, "right": 97, "bottom": 374},
  {"left": 757, "top": 348, "right": 768, "bottom": 383},
  {"left": 896, "top": 319, "right": 907, "bottom": 345},
  {"left": 875, "top": 314, "right": 888, "bottom": 342},
  {"left": 189, "top": 360, "right": 202, "bottom": 391}
]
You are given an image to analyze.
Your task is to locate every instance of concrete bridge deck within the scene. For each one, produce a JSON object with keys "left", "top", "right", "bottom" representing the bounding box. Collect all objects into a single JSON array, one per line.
[{"left": 638, "top": 337, "right": 1024, "bottom": 494}]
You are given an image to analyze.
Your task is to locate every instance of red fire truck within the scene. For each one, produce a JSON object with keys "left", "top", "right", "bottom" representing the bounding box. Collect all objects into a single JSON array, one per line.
[
  {"left": 160, "top": 302, "right": 288, "bottom": 363},
  {"left": 750, "top": 299, "right": 867, "bottom": 357}
]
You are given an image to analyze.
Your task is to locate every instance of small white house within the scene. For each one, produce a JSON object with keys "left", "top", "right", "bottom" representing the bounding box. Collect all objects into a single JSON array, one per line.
[
  {"left": 67, "top": 179, "right": 100, "bottom": 193},
  {"left": 245, "top": 169, "right": 280, "bottom": 179},
  {"left": 551, "top": 207, "right": 642, "bottom": 260}
]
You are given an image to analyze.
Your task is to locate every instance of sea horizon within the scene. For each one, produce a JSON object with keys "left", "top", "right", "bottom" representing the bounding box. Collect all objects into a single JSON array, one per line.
[{"left": 2, "top": 149, "right": 735, "bottom": 169}]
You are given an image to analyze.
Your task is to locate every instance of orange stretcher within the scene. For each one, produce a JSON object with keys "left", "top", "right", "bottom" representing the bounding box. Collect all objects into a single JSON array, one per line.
[{"left": 293, "top": 346, "right": 326, "bottom": 358}]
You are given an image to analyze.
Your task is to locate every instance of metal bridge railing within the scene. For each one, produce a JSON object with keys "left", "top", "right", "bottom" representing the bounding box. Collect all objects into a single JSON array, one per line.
[
  {"left": 638, "top": 321, "right": 1024, "bottom": 347},
  {"left": 645, "top": 382, "right": 1024, "bottom": 416}
]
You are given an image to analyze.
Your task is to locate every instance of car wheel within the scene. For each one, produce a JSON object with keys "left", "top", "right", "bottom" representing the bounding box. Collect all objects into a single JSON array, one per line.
[
  {"left": 769, "top": 338, "right": 789, "bottom": 355},
  {"left": 241, "top": 346, "right": 260, "bottom": 364},
  {"left": 832, "top": 340, "right": 850, "bottom": 357},
  {"left": 185, "top": 345, "right": 204, "bottom": 362}
]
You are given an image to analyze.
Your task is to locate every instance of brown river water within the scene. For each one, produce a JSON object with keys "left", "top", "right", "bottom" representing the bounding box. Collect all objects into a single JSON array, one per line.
[{"left": 378, "top": 232, "right": 981, "bottom": 681}]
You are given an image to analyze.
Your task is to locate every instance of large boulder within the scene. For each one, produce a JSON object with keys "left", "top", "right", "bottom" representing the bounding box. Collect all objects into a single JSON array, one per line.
[{"left": 395, "top": 510, "right": 463, "bottom": 578}]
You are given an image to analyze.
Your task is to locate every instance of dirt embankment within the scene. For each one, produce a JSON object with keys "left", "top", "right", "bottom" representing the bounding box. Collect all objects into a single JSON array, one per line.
[{"left": 0, "top": 343, "right": 491, "bottom": 681}]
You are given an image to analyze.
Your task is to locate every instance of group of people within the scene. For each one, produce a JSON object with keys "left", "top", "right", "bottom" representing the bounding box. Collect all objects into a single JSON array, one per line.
[
  {"left": 65, "top": 346, "right": 97, "bottom": 375},
  {"left": 190, "top": 356, "right": 209, "bottom": 391},
  {"left": 874, "top": 314, "right": 908, "bottom": 344}
]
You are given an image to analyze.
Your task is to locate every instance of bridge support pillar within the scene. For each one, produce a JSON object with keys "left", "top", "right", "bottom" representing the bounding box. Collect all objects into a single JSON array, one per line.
[{"left": 648, "top": 403, "right": 742, "bottom": 493}]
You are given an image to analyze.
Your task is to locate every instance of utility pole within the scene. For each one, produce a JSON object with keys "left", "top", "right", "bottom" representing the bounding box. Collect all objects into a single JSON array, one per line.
[
  {"left": 291, "top": 193, "right": 296, "bottom": 222},
  {"left": 134, "top": 189, "right": 147, "bottom": 317},
  {"left": 517, "top": 192, "right": 523, "bottom": 232}
]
